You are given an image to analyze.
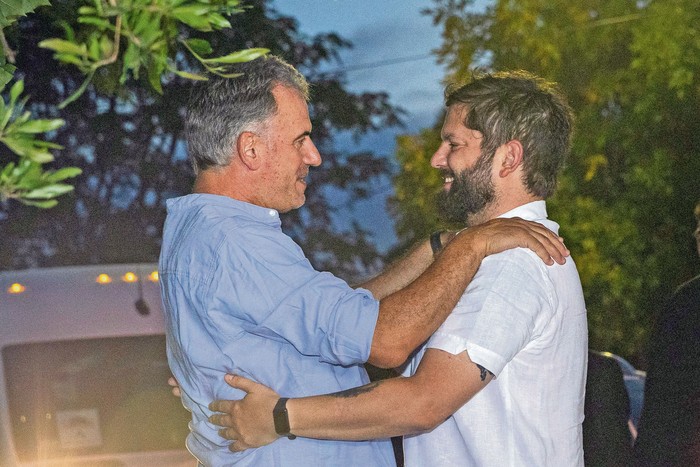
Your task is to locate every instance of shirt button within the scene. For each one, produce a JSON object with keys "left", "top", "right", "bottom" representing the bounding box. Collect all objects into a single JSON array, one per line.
[{"left": 269, "top": 209, "right": 276, "bottom": 217}]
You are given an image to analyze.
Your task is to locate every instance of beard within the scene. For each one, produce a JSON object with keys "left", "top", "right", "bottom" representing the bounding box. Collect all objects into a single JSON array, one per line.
[{"left": 436, "top": 153, "right": 496, "bottom": 225}]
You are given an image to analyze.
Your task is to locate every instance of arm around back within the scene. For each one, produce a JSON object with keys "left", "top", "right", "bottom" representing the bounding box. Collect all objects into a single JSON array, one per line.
[{"left": 208, "top": 347, "right": 492, "bottom": 450}]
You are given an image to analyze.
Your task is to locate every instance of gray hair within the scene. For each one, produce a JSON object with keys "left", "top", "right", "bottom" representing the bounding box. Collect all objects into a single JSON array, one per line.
[
  {"left": 185, "top": 55, "right": 309, "bottom": 174},
  {"left": 445, "top": 71, "right": 574, "bottom": 198}
]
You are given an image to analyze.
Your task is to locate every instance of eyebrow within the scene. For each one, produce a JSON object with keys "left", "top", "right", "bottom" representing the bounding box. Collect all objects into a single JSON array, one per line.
[{"left": 295, "top": 130, "right": 312, "bottom": 140}]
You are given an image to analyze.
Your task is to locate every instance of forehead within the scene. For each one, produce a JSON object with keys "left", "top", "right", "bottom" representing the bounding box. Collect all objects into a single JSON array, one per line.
[
  {"left": 271, "top": 84, "right": 310, "bottom": 121},
  {"left": 442, "top": 104, "right": 480, "bottom": 140}
]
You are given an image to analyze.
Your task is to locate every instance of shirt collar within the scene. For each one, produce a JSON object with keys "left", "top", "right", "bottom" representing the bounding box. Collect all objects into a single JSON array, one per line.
[
  {"left": 496, "top": 200, "right": 548, "bottom": 222},
  {"left": 167, "top": 194, "right": 281, "bottom": 226}
]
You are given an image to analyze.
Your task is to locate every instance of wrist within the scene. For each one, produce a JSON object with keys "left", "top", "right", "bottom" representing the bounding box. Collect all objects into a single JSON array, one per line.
[
  {"left": 273, "top": 397, "right": 296, "bottom": 440},
  {"left": 430, "top": 230, "right": 445, "bottom": 256},
  {"left": 442, "top": 230, "right": 459, "bottom": 245},
  {"left": 431, "top": 230, "right": 462, "bottom": 256}
]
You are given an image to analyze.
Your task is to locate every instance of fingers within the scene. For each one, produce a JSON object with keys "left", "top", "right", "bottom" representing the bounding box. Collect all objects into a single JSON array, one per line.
[
  {"left": 221, "top": 427, "right": 252, "bottom": 453},
  {"left": 522, "top": 226, "right": 567, "bottom": 265},
  {"left": 223, "top": 373, "right": 260, "bottom": 392},
  {"left": 168, "top": 376, "right": 181, "bottom": 398},
  {"left": 209, "top": 398, "right": 235, "bottom": 414},
  {"left": 521, "top": 220, "right": 569, "bottom": 265},
  {"left": 229, "top": 439, "right": 251, "bottom": 453},
  {"left": 210, "top": 411, "right": 235, "bottom": 429},
  {"left": 472, "top": 217, "right": 569, "bottom": 265}
]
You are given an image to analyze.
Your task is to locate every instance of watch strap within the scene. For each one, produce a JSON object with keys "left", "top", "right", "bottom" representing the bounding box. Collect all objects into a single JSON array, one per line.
[
  {"left": 273, "top": 397, "right": 296, "bottom": 440},
  {"left": 430, "top": 230, "right": 444, "bottom": 255}
]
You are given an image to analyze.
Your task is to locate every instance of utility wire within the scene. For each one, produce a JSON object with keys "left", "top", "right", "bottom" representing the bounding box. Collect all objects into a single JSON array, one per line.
[{"left": 315, "top": 53, "right": 434, "bottom": 78}]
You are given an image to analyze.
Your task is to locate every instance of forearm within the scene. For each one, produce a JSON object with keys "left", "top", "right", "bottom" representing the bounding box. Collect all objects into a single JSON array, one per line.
[
  {"left": 209, "top": 349, "right": 490, "bottom": 451},
  {"left": 360, "top": 236, "right": 436, "bottom": 300},
  {"left": 286, "top": 348, "right": 486, "bottom": 440},
  {"left": 287, "top": 377, "right": 436, "bottom": 440},
  {"left": 368, "top": 231, "right": 481, "bottom": 367},
  {"left": 361, "top": 231, "right": 458, "bottom": 299}
]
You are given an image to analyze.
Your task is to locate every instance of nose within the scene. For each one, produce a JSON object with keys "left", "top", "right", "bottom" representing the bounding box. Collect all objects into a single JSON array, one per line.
[
  {"left": 304, "top": 139, "right": 322, "bottom": 167},
  {"left": 430, "top": 142, "right": 449, "bottom": 169}
]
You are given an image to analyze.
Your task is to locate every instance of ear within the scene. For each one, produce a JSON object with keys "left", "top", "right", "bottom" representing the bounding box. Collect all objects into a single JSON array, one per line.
[
  {"left": 498, "top": 139, "right": 524, "bottom": 178},
  {"left": 237, "top": 131, "right": 262, "bottom": 170}
]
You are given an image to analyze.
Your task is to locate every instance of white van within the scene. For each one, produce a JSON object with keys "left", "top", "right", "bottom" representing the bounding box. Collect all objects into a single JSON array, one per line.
[{"left": 0, "top": 263, "right": 194, "bottom": 466}]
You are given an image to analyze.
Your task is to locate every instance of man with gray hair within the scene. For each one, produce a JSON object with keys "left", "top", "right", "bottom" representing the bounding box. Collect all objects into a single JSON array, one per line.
[{"left": 160, "top": 58, "right": 569, "bottom": 466}]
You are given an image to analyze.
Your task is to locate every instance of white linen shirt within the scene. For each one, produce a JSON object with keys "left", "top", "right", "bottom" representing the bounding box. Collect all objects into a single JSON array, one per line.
[{"left": 402, "top": 201, "right": 588, "bottom": 467}]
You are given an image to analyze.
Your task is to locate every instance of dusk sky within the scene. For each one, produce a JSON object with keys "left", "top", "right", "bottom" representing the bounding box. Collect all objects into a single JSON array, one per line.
[{"left": 273, "top": 0, "right": 453, "bottom": 252}]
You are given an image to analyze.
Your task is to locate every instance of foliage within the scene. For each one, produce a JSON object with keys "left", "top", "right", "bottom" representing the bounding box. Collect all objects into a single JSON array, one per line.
[
  {"left": 0, "top": 0, "right": 50, "bottom": 29},
  {"left": 37, "top": 0, "right": 268, "bottom": 107},
  {"left": 390, "top": 0, "right": 700, "bottom": 361},
  {"left": 0, "top": 0, "right": 402, "bottom": 284},
  {"left": 0, "top": 79, "right": 81, "bottom": 207},
  {"left": 0, "top": 0, "right": 267, "bottom": 212}
]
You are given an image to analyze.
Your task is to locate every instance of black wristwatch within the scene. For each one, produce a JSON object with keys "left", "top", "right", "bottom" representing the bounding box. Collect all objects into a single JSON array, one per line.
[
  {"left": 430, "top": 230, "right": 445, "bottom": 256},
  {"left": 273, "top": 397, "right": 296, "bottom": 440}
]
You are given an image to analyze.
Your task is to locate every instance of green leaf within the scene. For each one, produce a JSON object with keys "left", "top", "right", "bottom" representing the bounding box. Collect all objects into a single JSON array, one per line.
[
  {"left": 200, "top": 48, "right": 269, "bottom": 64},
  {"left": 172, "top": 69, "right": 209, "bottom": 81},
  {"left": 206, "top": 13, "right": 231, "bottom": 29},
  {"left": 46, "top": 167, "right": 83, "bottom": 182},
  {"left": 54, "top": 53, "right": 85, "bottom": 67},
  {"left": 17, "top": 118, "right": 66, "bottom": 134},
  {"left": 77, "top": 6, "right": 97, "bottom": 15},
  {"left": 11, "top": 158, "right": 32, "bottom": 178},
  {"left": 38, "top": 39, "right": 88, "bottom": 57},
  {"left": 9, "top": 79, "right": 23, "bottom": 103},
  {"left": 88, "top": 36, "right": 101, "bottom": 60},
  {"left": 184, "top": 38, "right": 213, "bottom": 56},
  {"left": 0, "top": 63, "right": 16, "bottom": 90},
  {"left": 25, "top": 150, "right": 56, "bottom": 164},
  {"left": 21, "top": 198, "right": 59, "bottom": 208},
  {"left": 14, "top": 161, "right": 42, "bottom": 189},
  {"left": 172, "top": 6, "right": 214, "bottom": 31},
  {"left": 0, "top": 161, "right": 15, "bottom": 182},
  {"left": 1, "top": 136, "right": 56, "bottom": 163},
  {"left": 147, "top": 55, "right": 165, "bottom": 94},
  {"left": 78, "top": 16, "right": 112, "bottom": 29},
  {"left": 120, "top": 42, "right": 141, "bottom": 83},
  {"left": 1, "top": 136, "right": 33, "bottom": 157},
  {"left": 213, "top": 71, "right": 244, "bottom": 79},
  {"left": 23, "top": 183, "right": 74, "bottom": 199}
]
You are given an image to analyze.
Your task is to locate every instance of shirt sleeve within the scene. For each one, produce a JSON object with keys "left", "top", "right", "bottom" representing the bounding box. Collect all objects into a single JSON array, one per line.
[
  {"left": 206, "top": 224, "right": 379, "bottom": 367},
  {"left": 426, "top": 248, "right": 556, "bottom": 376}
]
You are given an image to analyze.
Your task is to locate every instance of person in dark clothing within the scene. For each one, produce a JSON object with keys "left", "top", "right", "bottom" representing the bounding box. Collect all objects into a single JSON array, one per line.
[
  {"left": 584, "top": 350, "right": 633, "bottom": 467},
  {"left": 633, "top": 201, "right": 700, "bottom": 466}
]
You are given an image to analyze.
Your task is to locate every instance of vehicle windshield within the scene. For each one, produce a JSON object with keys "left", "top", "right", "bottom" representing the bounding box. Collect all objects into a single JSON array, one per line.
[{"left": 2, "top": 335, "right": 189, "bottom": 463}]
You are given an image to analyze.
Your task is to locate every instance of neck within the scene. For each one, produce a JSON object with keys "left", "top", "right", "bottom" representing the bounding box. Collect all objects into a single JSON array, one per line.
[
  {"left": 466, "top": 193, "right": 543, "bottom": 227},
  {"left": 193, "top": 165, "right": 256, "bottom": 205}
]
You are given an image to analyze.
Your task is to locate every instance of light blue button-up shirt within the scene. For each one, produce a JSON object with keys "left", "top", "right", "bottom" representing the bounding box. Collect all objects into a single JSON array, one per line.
[{"left": 160, "top": 194, "right": 395, "bottom": 466}]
